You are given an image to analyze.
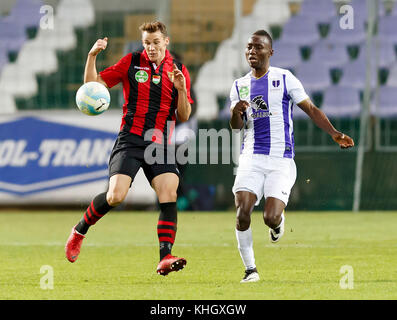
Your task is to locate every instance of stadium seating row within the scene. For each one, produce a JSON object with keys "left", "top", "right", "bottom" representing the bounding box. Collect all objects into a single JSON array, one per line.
[
  {"left": 195, "top": 0, "right": 397, "bottom": 121},
  {"left": 195, "top": 0, "right": 291, "bottom": 120},
  {"left": 272, "top": 0, "right": 397, "bottom": 119},
  {"left": 292, "top": 85, "right": 397, "bottom": 119},
  {"left": 0, "top": 0, "right": 94, "bottom": 113},
  {"left": 0, "top": 0, "right": 44, "bottom": 113},
  {"left": 273, "top": 39, "right": 396, "bottom": 76}
]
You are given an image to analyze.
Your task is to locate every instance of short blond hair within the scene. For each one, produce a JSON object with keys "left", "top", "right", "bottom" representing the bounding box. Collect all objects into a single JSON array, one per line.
[{"left": 139, "top": 21, "right": 168, "bottom": 37}]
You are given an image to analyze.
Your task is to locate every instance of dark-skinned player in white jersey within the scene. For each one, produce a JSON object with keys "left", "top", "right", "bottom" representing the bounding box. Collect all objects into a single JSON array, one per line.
[{"left": 230, "top": 30, "right": 354, "bottom": 283}]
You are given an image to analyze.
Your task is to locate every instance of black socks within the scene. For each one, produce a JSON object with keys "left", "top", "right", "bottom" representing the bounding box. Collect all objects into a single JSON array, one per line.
[
  {"left": 157, "top": 202, "right": 177, "bottom": 260},
  {"left": 75, "top": 192, "right": 113, "bottom": 235}
]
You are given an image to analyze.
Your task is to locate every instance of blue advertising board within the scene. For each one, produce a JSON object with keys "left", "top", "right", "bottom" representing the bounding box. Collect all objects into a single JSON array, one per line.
[{"left": 0, "top": 116, "right": 117, "bottom": 196}]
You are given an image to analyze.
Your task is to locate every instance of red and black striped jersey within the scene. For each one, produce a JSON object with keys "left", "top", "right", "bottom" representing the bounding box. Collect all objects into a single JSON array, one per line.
[{"left": 99, "top": 49, "right": 194, "bottom": 144}]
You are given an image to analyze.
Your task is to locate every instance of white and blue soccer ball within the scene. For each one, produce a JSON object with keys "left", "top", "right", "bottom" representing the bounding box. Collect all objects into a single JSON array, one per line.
[{"left": 75, "top": 81, "right": 110, "bottom": 116}]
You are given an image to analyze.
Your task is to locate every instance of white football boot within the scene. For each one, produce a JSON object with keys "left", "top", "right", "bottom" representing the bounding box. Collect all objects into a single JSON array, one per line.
[
  {"left": 269, "top": 211, "right": 285, "bottom": 243},
  {"left": 240, "top": 269, "right": 260, "bottom": 283}
]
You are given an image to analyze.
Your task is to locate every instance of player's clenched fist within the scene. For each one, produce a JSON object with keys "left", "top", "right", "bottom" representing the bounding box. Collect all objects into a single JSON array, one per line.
[
  {"left": 232, "top": 100, "right": 249, "bottom": 116},
  {"left": 89, "top": 37, "right": 108, "bottom": 56}
]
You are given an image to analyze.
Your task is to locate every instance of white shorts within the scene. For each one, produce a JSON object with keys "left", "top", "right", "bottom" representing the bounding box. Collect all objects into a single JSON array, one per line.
[{"left": 232, "top": 154, "right": 297, "bottom": 206}]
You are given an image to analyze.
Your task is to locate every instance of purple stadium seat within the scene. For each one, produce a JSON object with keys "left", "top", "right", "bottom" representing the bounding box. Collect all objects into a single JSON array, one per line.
[
  {"left": 296, "top": 0, "right": 337, "bottom": 23},
  {"left": 271, "top": 41, "right": 302, "bottom": 71},
  {"left": 295, "top": 61, "right": 331, "bottom": 93},
  {"left": 378, "top": 16, "right": 397, "bottom": 44},
  {"left": 279, "top": 16, "right": 320, "bottom": 46},
  {"left": 348, "top": 0, "right": 386, "bottom": 21},
  {"left": 371, "top": 86, "right": 397, "bottom": 118},
  {"left": 338, "top": 57, "right": 377, "bottom": 89},
  {"left": 386, "top": 63, "right": 397, "bottom": 86},
  {"left": 321, "top": 85, "right": 361, "bottom": 118},
  {"left": 11, "top": 0, "right": 43, "bottom": 11},
  {"left": 376, "top": 39, "right": 397, "bottom": 68},
  {"left": 10, "top": 0, "right": 44, "bottom": 29},
  {"left": 358, "top": 38, "right": 396, "bottom": 69},
  {"left": 0, "top": 18, "right": 27, "bottom": 53},
  {"left": 326, "top": 17, "right": 366, "bottom": 46},
  {"left": 309, "top": 41, "right": 350, "bottom": 68},
  {"left": 348, "top": 0, "right": 371, "bottom": 19}
]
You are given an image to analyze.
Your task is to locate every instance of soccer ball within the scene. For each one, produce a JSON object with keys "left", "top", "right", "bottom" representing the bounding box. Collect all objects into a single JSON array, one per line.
[{"left": 75, "top": 81, "right": 110, "bottom": 116}]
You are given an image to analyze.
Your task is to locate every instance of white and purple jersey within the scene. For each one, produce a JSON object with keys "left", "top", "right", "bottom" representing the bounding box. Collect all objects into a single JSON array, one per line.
[{"left": 230, "top": 66, "right": 309, "bottom": 158}]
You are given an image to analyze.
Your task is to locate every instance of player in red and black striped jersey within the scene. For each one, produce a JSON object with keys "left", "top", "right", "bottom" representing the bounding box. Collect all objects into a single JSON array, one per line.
[{"left": 65, "top": 21, "right": 193, "bottom": 276}]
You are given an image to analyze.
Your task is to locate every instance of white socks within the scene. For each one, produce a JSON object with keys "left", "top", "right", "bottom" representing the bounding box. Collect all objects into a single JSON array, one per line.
[{"left": 235, "top": 228, "right": 256, "bottom": 270}]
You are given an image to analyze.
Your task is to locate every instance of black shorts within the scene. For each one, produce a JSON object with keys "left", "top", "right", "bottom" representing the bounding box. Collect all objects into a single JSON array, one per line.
[{"left": 108, "top": 131, "right": 180, "bottom": 184}]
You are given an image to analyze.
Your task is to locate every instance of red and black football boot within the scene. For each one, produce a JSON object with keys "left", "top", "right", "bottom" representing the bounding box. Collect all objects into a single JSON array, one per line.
[
  {"left": 65, "top": 226, "right": 85, "bottom": 263},
  {"left": 156, "top": 254, "right": 187, "bottom": 276}
]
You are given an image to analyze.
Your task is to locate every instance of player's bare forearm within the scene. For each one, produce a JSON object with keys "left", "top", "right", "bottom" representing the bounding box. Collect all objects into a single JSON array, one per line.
[
  {"left": 84, "top": 54, "right": 98, "bottom": 83},
  {"left": 309, "top": 107, "right": 340, "bottom": 136},
  {"left": 298, "top": 98, "right": 354, "bottom": 148},
  {"left": 84, "top": 54, "right": 108, "bottom": 86},
  {"left": 84, "top": 37, "right": 108, "bottom": 86},
  {"left": 298, "top": 99, "right": 339, "bottom": 136},
  {"left": 176, "top": 89, "right": 191, "bottom": 122},
  {"left": 230, "top": 111, "right": 244, "bottom": 130}
]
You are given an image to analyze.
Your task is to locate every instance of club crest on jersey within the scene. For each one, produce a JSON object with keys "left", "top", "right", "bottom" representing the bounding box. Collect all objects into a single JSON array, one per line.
[
  {"left": 270, "top": 79, "right": 282, "bottom": 90},
  {"left": 272, "top": 80, "right": 280, "bottom": 87},
  {"left": 250, "top": 95, "right": 271, "bottom": 118},
  {"left": 152, "top": 75, "right": 161, "bottom": 85},
  {"left": 135, "top": 70, "right": 149, "bottom": 83}
]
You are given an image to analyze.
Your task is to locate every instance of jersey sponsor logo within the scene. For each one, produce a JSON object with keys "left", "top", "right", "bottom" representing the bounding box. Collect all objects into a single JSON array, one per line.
[
  {"left": 239, "top": 86, "right": 249, "bottom": 99},
  {"left": 152, "top": 75, "right": 161, "bottom": 85},
  {"left": 0, "top": 117, "right": 117, "bottom": 196},
  {"left": 250, "top": 95, "right": 272, "bottom": 118},
  {"left": 134, "top": 66, "right": 150, "bottom": 71},
  {"left": 135, "top": 70, "right": 149, "bottom": 83}
]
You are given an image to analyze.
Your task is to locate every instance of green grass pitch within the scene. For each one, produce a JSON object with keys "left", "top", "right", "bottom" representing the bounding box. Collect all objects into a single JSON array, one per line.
[{"left": 0, "top": 211, "right": 397, "bottom": 300}]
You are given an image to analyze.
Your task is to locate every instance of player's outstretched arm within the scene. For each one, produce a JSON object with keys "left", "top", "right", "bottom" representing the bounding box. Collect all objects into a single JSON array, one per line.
[
  {"left": 297, "top": 98, "right": 354, "bottom": 149},
  {"left": 84, "top": 37, "right": 108, "bottom": 87},
  {"left": 230, "top": 101, "right": 249, "bottom": 130}
]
